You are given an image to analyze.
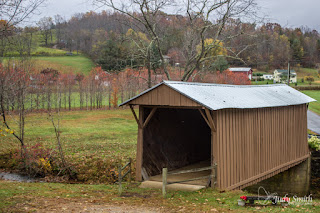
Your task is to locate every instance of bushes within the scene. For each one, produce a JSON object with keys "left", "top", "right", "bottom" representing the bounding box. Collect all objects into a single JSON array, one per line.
[
  {"left": 308, "top": 136, "right": 320, "bottom": 151},
  {"left": 73, "top": 155, "right": 135, "bottom": 183},
  {"left": 11, "top": 143, "right": 57, "bottom": 177},
  {"left": 293, "top": 86, "right": 320, "bottom": 90},
  {"left": 304, "top": 75, "right": 315, "bottom": 85}
]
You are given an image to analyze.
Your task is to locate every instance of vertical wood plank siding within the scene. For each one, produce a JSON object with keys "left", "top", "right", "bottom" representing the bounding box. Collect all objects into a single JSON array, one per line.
[{"left": 215, "top": 104, "right": 309, "bottom": 190}]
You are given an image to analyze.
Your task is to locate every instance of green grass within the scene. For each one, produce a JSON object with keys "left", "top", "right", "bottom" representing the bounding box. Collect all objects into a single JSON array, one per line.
[
  {"left": 0, "top": 180, "right": 319, "bottom": 212},
  {"left": 33, "top": 55, "right": 95, "bottom": 74},
  {"left": 297, "top": 67, "right": 319, "bottom": 78},
  {"left": 0, "top": 109, "right": 137, "bottom": 158},
  {"left": 301, "top": 90, "right": 320, "bottom": 115},
  {"left": 32, "top": 47, "right": 77, "bottom": 55},
  {"left": 251, "top": 80, "right": 274, "bottom": 85}
]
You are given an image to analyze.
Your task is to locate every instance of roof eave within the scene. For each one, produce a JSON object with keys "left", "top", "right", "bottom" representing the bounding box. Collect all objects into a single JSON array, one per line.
[{"left": 118, "top": 81, "right": 165, "bottom": 107}]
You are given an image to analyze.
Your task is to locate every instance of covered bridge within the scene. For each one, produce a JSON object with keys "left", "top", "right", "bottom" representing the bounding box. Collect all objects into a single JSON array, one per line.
[{"left": 120, "top": 81, "right": 315, "bottom": 190}]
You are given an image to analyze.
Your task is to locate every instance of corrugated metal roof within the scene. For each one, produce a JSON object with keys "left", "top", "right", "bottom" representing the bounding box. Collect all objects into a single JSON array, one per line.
[
  {"left": 119, "top": 81, "right": 316, "bottom": 110},
  {"left": 229, "top": 67, "right": 252, "bottom": 72}
]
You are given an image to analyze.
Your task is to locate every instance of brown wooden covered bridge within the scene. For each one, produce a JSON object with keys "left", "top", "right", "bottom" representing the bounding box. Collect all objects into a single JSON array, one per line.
[{"left": 120, "top": 81, "right": 315, "bottom": 190}]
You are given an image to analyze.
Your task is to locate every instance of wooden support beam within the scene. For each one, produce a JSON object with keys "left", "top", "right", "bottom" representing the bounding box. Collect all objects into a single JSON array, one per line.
[
  {"left": 143, "top": 107, "right": 157, "bottom": 128},
  {"left": 136, "top": 106, "right": 144, "bottom": 181},
  {"left": 198, "top": 109, "right": 212, "bottom": 129},
  {"left": 130, "top": 105, "right": 142, "bottom": 129},
  {"left": 205, "top": 108, "right": 216, "bottom": 132}
]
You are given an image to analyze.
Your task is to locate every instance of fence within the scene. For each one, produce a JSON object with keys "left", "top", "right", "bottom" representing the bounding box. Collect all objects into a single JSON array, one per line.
[
  {"left": 118, "top": 158, "right": 132, "bottom": 195},
  {"left": 162, "top": 163, "right": 217, "bottom": 197}
]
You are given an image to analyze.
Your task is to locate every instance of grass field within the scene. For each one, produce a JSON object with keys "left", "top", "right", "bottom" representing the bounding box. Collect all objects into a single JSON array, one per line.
[
  {"left": 301, "top": 90, "right": 320, "bottom": 115},
  {"left": 0, "top": 109, "right": 136, "bottom": 157},
  {"left": 2, "top": 46, "right": 95, "bottom": 75},
  {"left": 32, "top": 55, "right": 95, "bottom": 74},
  {"left": 0, "top": 109, "right": 137, "bottom": 183},
  {"left": 1, "top": 180, "right": 319, "bottom": 212}
]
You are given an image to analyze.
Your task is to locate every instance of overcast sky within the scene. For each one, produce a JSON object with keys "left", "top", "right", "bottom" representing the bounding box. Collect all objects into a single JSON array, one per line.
[{"left": 27, "top": 0, "right": 320, "bottom": 31}]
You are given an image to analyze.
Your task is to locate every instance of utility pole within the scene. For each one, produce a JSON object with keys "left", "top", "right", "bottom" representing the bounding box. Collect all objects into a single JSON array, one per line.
[{"left": 287, "top": 62, "right": 291, "bottom": 86}]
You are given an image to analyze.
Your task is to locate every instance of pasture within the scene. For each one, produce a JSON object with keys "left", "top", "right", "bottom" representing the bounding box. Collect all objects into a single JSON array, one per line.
[
  {"left": 32, "top": 55, "right": 95, "bottom": 75},
  {"left": 301, "top": 90, "right": 320, "bottom": 115}
]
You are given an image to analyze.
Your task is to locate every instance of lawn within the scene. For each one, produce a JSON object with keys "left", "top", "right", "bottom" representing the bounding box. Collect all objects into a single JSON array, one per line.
[
  {"left": 33, "top": 55, "right": 95, "bottom": 74},
  {"left": 0, "top": 180, "right": 319, "bottom": 212},
  {"left": 0, "top": 109, "right": 136, "bottom": 157},
  {"left": 301, "top": 90, "right": 320, "bottom": 115}
]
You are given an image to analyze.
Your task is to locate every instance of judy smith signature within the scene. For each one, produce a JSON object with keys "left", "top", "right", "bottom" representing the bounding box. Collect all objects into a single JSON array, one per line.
[{"left": 256, "top": 186, "right": 312, "bottom": 205}]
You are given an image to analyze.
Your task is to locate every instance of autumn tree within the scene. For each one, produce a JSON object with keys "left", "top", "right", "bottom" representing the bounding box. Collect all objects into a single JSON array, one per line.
[
  {"left": 93, "top": 0, "right": 173, "bottom": 82},
  {"left": 37, "top": 17, "right": 53, "bottom": 46}
]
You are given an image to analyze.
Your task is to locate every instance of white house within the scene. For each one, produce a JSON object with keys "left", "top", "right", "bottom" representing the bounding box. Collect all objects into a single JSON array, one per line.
[
  {"left": 273, "top": 69, "right": 297, "bottom": 83},
  {"left": 263, "top": 74, "right": 273, "bottom": 80}
]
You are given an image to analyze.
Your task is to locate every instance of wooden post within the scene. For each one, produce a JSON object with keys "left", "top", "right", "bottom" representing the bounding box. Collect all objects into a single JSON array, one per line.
[
  {"left": 136, "top": 106, "right": 144, "bottom": 181},
  {"left": 211, "top": 110, "right": 218, "bottom": 188},
  {"left": 118, "top": 165, "right": 122, "bottom": 196},
  {"left": 128, "top": 158, "right": 132, "bottom": 183},
  {"left": 162, "top": 168, "right": 167, "bottom": 198}
]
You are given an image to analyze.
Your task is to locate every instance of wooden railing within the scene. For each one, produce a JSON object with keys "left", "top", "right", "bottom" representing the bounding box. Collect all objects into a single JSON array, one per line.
[
  {"left": 162, "top": 163, "right": 217, "bottom": 197},
  {"left": 118, "top": 158, "right": 132, "bottom": 195}
]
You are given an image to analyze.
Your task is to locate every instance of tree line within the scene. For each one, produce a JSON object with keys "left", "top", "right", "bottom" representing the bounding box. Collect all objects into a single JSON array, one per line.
[{"left": 2, "top": 6, "right": 320, "bottom": 73}]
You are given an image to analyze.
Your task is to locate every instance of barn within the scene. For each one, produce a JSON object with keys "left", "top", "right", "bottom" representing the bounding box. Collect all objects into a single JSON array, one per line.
[
  {"left": 120, "top": 81, "right": 315, "bottom": 190},
  {"left": 228, "top": 67, "right": 253, "bottom": 80}
]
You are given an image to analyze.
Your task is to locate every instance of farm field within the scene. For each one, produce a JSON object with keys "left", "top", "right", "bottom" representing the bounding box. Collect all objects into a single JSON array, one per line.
[
  {"left": 0, "top": 109, "right": 136, "bottom": 157},
  {"left": 32, "top": 55, "right": 95, "bottom": 75},
  {"left": 2, "top": 47, "right": 95, "bottom": 75},
  {"left": 301, "top": 90, "right": 320, "bottom": 115}
]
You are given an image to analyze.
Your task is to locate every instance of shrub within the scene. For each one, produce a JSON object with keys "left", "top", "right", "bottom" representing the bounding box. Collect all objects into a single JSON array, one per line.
[
  {"left": 74, "top": 155, "right": 135, "bottom": 183},
  {"left": 304, "top": 76, "right": 315, "bottom": 85},
  {"left": 308, "top": 136, "right": 320, "bottom": 151},
  {"left": 12, "top": 143, "right": 56, "bottom": 177}
]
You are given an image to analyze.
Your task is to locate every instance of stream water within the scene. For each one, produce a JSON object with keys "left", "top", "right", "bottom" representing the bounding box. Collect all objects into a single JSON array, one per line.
[{"left": 0, "top": 172, "right": 39, "bottom": 182}]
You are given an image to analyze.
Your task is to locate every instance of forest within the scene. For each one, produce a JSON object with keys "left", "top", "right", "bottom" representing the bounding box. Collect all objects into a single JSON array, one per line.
[{"left": 2, "top": 9, "right": 320, "bottom": 73}]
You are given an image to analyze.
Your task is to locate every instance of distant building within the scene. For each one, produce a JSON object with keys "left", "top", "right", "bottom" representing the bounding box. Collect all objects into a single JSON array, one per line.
[
  {"left": 162, "top": 55, "right": 171, "bottom": 64},
  {"left": 263, "top": 74, "right": 273, "bottom": 80},
  {"left": 273, "top": 69, "right": 297, "bottom": 83},
  {"left": 228, "top": 67, "right": 253, "bottom": 80}
]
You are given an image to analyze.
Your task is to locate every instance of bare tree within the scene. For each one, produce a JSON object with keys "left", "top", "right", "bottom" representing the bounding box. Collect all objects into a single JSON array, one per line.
[
  {"left": 0, "top": 0, "right": 46, "bottom": 36},
  {"left": 94, "top": 0, "right": 173, "bottom": 82},
  {"left": 37, "top": 16, "right": 53, "bottom": 46},
  {"left": 94, "top": 0, "right": 257, "bottom": 81},
  {"left": 54, "top": 14, "right": 65, "bottom": 44},
  {"left": 178, "top": 0, "right": 257, "bottom": 81}
]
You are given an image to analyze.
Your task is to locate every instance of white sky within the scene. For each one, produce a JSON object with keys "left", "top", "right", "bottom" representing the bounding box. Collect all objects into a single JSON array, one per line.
[{"left": 25, "top": 0, "right": 320, "bottom": 31}]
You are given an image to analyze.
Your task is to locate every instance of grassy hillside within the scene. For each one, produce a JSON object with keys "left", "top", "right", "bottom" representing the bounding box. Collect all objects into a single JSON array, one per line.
[{"left": 33, "top": 55, "right": 95, "bottom": 74}]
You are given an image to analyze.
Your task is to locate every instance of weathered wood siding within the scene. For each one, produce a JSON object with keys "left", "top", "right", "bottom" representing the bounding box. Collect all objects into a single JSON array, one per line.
[
  {"left": 129, "top": 85, "right": 201, "bottom": 107},
  {"left": 214, "top": 104, "right": 309, "bottom": 190}
]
